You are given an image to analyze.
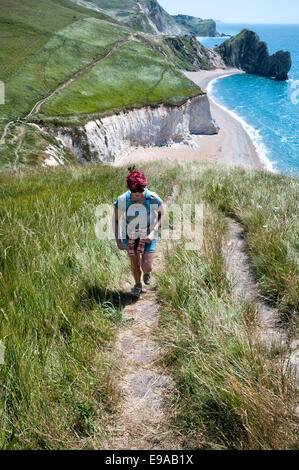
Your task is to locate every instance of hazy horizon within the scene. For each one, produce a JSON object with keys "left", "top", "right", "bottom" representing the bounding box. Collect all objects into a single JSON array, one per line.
[{"left": 158, "top": 0, "right": 299, "bottom": 24}]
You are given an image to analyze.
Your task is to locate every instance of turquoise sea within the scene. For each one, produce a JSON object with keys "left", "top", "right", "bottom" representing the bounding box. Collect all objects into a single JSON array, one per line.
[{"left": 198, "top": 24, "right": 299, "bottom": 176}]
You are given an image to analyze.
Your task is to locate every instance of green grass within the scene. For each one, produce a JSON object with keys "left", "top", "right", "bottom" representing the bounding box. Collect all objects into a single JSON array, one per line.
[
  {"left": 0, "top": 164, "right": 130, "bottom": 448},
  {"left": 0, "top": 14, "right": 131, "bottom": 166},
  {"left": 0, "top": 15, "right": 202, "bottom": 126},
  {"left": 149, "top": 160, "right": 298, "bottom": 317},
  {"left": 82, "top": 0, "right": 139, "bottom": 17},
  {"left": 0, "top": 18, "right": 130, "bottom": 125},
  {"left": 158, "top": 240, "right": 297, "bottom": 449},
  {"left": 0, "top": 159, "right": 297, "bottom": 449},
  {"left": 79, "top": 0, "right": 176, "bottom": 33},
  {"left": 70, "top": 0, "right": 155, "bottom": 34},
  {"left": 201, "top": 167, "right": 299, "bottom": 314},
  {"left": 0, "top": 162, "right": 173, "bottom": 449},
  {"left": 36, "top": 40, "right": 201, "bottom": 119},
  {"left": 140, "top": 160, "right": 298, "bottom": 449},
  {"left": 0, "top": 0, "right": 116, "bottom": 82}
]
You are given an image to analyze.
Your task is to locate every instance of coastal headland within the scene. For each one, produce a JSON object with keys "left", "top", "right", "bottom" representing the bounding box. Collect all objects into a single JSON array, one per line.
[{"left": 0, "top": 1, "right": 291, "bottom": 170}]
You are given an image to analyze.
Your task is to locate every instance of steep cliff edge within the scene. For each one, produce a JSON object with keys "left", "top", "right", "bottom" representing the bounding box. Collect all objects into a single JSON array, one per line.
[
  {"left": 215, "top": 29, "right": 292, "bottom": 81},
  {"left": 163, "top": 35, "right": 225, "bottom": 71},
  {"left": 50, "top": 94, "right": 218, "bottom": 164},
  {"left": 136, "top": 0, "right": 182, "bottom": 35}
]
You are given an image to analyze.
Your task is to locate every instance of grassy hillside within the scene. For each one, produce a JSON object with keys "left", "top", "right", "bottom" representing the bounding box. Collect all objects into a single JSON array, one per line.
[
  {"left": 0, "top": 0, "right": 127, "bottom": 167},
  {"left": 70, "top": 0, "right": 140, "bottom": 20},
  {"left": 0, "top": 161, "right": 297, "bottom": 449},
  {"left": 0, "top": 164, "right": 132, "bottom": 449},
  {"left": 36, "top": 40, "right": 201, "bottom": 121},
  {"left": 153, "top": 161, "right": 298, "bottom": 449},
  {"left": 0, "top": 18, "right": 131, "bottom": 123},
  {"left": 0, "top": 0, "right": 205, "bottom": 170},
  {"left": 0, "top": 6, "right": 199, "bottom": 126},
  {"left": 0, "top": 0, "right": 118, "bottom": 82}
]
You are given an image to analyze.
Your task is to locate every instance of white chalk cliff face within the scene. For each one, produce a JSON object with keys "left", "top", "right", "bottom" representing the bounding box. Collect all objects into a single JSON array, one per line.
[{"left": 55, "top": 94, "right": 218, "bottom": 164}]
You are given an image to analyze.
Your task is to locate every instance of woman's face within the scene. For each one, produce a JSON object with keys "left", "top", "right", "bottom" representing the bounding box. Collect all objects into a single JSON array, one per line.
[{"left": 130, "top": 189, "right": 146, "bottom": 201}]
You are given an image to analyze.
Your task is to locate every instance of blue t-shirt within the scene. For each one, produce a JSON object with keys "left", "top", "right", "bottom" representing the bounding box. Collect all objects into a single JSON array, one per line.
[{"left": 114, "top": 188, "right": 163, "bottom": 240}]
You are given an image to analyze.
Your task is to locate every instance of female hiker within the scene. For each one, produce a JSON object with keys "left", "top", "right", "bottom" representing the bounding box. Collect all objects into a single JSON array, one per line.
[{"left": 113, "top": 167, "right": 165, "bottom": 298}]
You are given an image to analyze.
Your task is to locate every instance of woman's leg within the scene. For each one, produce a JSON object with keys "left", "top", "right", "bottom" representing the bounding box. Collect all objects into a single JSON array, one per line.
[
  {"left": 128, "top": 251, "right": 142, "bottom": 285},
  {"left": 141, "top": 252, "right": 155, "bottom": 274}
]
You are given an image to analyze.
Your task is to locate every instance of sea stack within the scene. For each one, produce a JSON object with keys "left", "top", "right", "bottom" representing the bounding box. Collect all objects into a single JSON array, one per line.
[{"left": 215, "top": 29, "right": 292, "bottom": 81}]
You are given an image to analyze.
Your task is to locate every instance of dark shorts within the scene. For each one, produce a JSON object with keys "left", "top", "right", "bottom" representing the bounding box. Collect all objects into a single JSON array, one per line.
[{"left": 122, "top": 236, "right": 157, "bottom": 253}]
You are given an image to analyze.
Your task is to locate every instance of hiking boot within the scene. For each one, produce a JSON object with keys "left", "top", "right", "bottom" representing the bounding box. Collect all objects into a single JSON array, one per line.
[
  {"left": 130, "top": 283, "right": 143, "bottom": 298},
  {"left": 143, "top": 273, "right": 151, "bottom": 285}
]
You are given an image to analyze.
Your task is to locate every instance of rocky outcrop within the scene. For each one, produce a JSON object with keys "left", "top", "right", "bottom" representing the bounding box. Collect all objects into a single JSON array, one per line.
[
  {"left": 53, "top": 95, "right": 218, "bottom": 164},
  {"left": 69, "top": 1, "right": 222, "bottom": 39},
  {"left": 205, "top": 47, "right": 227, "bottom": 69},
  {"left": 172, "top": 14, "right": 217, "bottom": 37},
  {"left": 137, "top": 0, "right": 182, "bottom": 35},
  {"left": 164, "top": 35, "right": 225, "bottom": 71},
  {"left": 216, "top": 33, "right": 231, "bottom": 38},
  {"left": 70, "top": 0, "right": 183, "bottom": 35},
  {"left": 215, "top": 29, "right": 292, "bottom": 81}
]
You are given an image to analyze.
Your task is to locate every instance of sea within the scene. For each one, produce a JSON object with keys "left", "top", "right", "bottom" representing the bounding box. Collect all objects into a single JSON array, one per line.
[{"left": 197, "top": 23, "right": 299, "bottom": 177}]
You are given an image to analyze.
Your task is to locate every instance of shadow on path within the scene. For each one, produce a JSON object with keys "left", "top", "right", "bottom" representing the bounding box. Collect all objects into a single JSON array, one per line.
[{"left": 79, "top": 283, "right": 138, "bottom": 310}]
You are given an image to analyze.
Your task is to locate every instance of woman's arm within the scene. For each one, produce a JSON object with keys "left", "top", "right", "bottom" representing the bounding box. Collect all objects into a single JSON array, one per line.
[
  {"left": 146, "top": 203, "right": 165, "bottom": 242},
  {"left": 154, "top": 203, "right": 165, "bottom": 232}
]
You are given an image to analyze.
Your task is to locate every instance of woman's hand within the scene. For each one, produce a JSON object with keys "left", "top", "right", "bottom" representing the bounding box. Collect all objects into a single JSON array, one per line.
[{"left": 145, "top": 230, "right": 156, "bottom": 244}]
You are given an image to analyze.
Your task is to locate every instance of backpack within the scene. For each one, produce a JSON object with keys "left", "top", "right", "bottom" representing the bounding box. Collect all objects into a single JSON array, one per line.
[{"left": 125, "top": 189, "right": 151, "bottom": 236}]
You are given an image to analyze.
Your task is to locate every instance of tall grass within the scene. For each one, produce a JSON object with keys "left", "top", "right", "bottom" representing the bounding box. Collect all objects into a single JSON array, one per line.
[
  {"left": 150, "top": 161, "right": 298, "bottom": 315},
  {"left": 0, "top": 164, "right": 134, "bottom": 449},
  {"left": 201, "top": 166, "right": 299, "bottom": 315},
  {"left": 0, "top": 160, "right": 297, "bottom": 449},
  {"left": 157, "top": 205, "right": 297, "bottom": 449},
  {"left": 152, "top": 161, "right": 298, "bottom": 449}
]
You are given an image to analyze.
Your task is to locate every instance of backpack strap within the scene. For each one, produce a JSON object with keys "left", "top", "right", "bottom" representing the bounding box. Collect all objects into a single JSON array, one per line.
[
  {"left": 145, "top": 188, "right": 151, "bottom": 213},
  {"left": 125, "top": 190, "right": 131, "bottom": 210}
]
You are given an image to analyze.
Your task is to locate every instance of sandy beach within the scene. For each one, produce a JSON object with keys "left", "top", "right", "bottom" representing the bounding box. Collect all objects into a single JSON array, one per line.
[{"left": 117, "top": 67, "right": 263, "bottom": 170}]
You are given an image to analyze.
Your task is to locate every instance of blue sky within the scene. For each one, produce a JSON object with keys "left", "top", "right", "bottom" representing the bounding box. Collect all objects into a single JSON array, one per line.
[{"left": 159, "top": 0, "right": 299, "bottom": 24}]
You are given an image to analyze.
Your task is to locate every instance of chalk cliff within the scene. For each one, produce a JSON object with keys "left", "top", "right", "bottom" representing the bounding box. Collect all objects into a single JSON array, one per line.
[{"left": 52, "top": 94, "right": 218, "bottom": 164}]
